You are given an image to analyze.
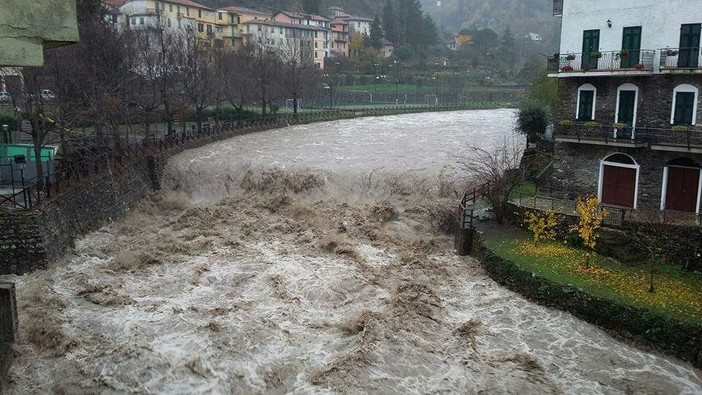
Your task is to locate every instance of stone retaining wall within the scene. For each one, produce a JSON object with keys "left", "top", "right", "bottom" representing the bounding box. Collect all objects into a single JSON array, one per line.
[
  {"left": 506, "top": 202, "right": 702, "bottom": 271},
  {"left": 473, "top": 233, "right": 702, "bottom": 369}
]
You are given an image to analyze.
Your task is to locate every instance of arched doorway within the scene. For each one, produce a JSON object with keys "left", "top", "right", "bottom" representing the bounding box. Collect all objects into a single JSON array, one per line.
[
  {"left": 598, "top": 153, "right": 639, "bottom": 208},
  {"left": 662, "top": 158, "right": 702, "bottom": 213}
]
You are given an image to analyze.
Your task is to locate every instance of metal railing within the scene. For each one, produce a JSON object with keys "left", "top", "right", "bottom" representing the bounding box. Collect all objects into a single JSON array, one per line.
[
  {"left": 556, "top": 50, "right": 655, "bottom": 73},
  {"left": 1, "top": 104, "right": 476, "bottom": 211},
  {"left": 659, "top": 47, "right": 702, "bottom": 69},
  {"left": 554, "top": 122, "right": 702, "bottom": 149},
  {"left": 458, "top": 182, "right": 491, "bottom": 230}
]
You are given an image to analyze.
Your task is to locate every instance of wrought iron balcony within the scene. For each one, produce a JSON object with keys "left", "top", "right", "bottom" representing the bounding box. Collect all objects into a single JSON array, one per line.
[
  {"left": 554, "top": 122, "right": 702, "bottom": 151},
  {"left": 554, "top": 50, "right": 656, "bottom": 74},
  {"left": 660, "top": 47, "right": 702, "bottom": 71}
]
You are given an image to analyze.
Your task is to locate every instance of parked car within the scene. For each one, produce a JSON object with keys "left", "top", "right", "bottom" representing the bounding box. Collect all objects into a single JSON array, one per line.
[
  {"left": 41, "top": 89, "right": 55, "bottom": 101},
  {"left": 0, "top": 91, "right": 10, "bottom": 103}
]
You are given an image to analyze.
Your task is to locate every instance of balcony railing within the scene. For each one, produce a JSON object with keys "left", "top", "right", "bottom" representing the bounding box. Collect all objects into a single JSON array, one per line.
[
  {"left": 555, "top": 50, "right": 656, "bottom": 73},
  {"left": 555, "top": 122, "right": 702, "bottom": 150},
  {"left": 660, "top": 47, "right": 702, "bottom": 70}
]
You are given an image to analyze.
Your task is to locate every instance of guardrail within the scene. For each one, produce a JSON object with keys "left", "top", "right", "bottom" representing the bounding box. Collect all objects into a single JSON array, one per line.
[
  {"left": 659, "top": 47, "right": 702, "bottom": 70},
  {"left": 554, "top": 50, "right": 656, "bottom": 73},
  {"left": 1, "top": 104, "right": 478, "bottom": 210},
  {"left": 458, "top": 182, "right": 491, "bottom": 230},
  {"left": 554, "top": 123, "right": 702, "bottom": 150}
]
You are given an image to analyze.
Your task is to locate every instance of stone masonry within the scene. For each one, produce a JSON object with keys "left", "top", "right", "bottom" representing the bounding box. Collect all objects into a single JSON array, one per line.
[{"left": 553, "top": 74, "right": 702, "bottom": 210}]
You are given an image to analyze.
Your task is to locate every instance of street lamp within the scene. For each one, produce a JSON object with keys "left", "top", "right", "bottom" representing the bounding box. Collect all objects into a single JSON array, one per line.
[
  {"left": 1, "top": 124, "right": 8, "bottom": 144},
  {"left": 431, "top": 77, "right": 439, "bottom": 106},
  {"left": 323, "top": 83, "right": 331, "bottom": 110},
  {"left": 391, "top": 60, "right": 400, "bottom": 106}
]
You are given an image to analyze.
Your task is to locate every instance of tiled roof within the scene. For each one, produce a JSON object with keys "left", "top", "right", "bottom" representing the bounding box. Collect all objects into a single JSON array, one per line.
[
  {"left": 242, "top": 19, "right": 328, "bottom": 31},
  {"left": 103, "top": 0, "right": 127, "bottom": 7},
  {"left": 121, "top": 0, "right": 213, "bottom": 10},
  {"left": 277, "top": 10, "right": 330, "bottom": 22},
  {"left": 341, "top": 15, "right": 373, "bottom": 22},
  {"left": 163, "top": 0, "right": 212, "bottom": 10},
  {"left": 222, "top": 5, "right": 271, "bottom": 16}
]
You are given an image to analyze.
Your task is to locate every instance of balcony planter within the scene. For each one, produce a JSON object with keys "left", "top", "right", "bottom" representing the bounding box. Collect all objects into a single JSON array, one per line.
[
  {"left": 561, "top": 65, "right": 574, "bottom": 72},
  {"left": 590, "top": 51, "right": 602, "bottom": 59},
  {"left": 672, "top": 125, "right": 689, "bottom": 133},
  {"left": 666, "top": 49, "right": 679, "bottom": 56},
  {"left": 565, "top": 54, "right": 576, "bottom": 61},
  {"left": 559, "top": 119, "right": 575, "bottom": 128},
  {"left": 584, "top": 121, "right": 602, "bottom": 129},
  {"left": 634, "top": 63, "right": 645, "bottom": 70},
  {"left": 612, "top": 123, "right": 628, "bottom": 129},
  {"left": 619, "top": 50, "right": 630, "bottom": 58}
]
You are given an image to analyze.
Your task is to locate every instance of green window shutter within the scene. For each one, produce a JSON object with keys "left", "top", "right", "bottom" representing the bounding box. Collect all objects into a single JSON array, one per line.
[
  {"left": 674, "top": 92, "right": 695, "bottom": 125},
  {"left": 578, "top": 90, "right": 594, "bottom": 121}
]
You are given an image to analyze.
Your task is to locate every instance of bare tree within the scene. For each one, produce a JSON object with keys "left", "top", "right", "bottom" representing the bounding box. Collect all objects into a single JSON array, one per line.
[
  {"left": 246, "top": 34, "right": 283, "bottom": 116},
  {"left": 180, "top": 36, "right": 217, "bottom": 132},
  {"left": 459, "top": 138, "right": 525, "bottom": 223},
  {"left": 221, "top": 49, "right": 256, "bottom": 119},
  {"left": 279, "top": 36, "right": 320, "bottom": 114}
]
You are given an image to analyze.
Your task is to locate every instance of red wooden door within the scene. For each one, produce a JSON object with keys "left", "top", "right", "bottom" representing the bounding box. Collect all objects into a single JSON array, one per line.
[
  {"left": 666, "top": 166, "right": 700, "bottom": 212},
  {"left": 601, "top": 165, "right": 636, "bottom": 208}
]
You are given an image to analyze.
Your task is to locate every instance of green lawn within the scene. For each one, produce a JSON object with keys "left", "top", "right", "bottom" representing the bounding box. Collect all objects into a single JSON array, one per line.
[
  {"left": 510, "top": 181, "right": 537, "bottom": 200},
  {"left": 484, "top": 230, "right": 702, "bottom": 324}
]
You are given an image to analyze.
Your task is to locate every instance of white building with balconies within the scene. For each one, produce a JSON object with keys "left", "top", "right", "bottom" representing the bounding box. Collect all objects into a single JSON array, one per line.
[{"left": 549, "top": 0, "right": 702, "bottom": 217}]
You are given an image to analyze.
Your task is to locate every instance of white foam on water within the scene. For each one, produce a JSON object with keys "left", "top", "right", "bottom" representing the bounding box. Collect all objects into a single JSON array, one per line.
[{"left": 4, "top": 110, "right": 701, "bottom": 394}]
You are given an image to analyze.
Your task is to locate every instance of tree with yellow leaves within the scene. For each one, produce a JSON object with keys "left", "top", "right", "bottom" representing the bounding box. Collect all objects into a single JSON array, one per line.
[
  {"left": 573, "top": 196, "right": 607, "bottom": 269},
  {"left": 525, "top": 210, "right": 559, "bottom": 244}
]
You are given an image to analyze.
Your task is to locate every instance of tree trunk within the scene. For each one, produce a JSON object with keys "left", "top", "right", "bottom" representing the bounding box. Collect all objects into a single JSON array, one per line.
[
  {"left": 261, "top": 86, "right": 267, "bottom": 117},
  {"left": 164, "top": 102, "right": 173, "bottom": 134},
  {"left": 196, "top": 108, "right": 203, "bottom": 133},
  {"left": 32, "top": 141, "right": 45, "bottom": 204},
  {"left": 293, "top": 92, "right": 298, "bottom": 115}
]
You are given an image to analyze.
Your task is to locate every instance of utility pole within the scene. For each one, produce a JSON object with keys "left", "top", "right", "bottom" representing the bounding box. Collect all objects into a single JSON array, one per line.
[{"left": 392, "top": 60, "right": 399, "bottom": 105}]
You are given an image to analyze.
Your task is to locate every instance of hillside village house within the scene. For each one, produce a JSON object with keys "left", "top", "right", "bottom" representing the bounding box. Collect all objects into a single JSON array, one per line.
[
  {"left": 328, "top": 6, "right": 373, "bottom": 36},
  {"left": 274, "top": 11, "right": 330, "bottom": 68},
  {"left": 548, "top": 0, "right": 702, "bottom": 216},
  {"left": 115, "top": 0, "right": 245, "bottom": 48},
  {"left": 108, "top": 1, "right": 389, "bottom": 69}
]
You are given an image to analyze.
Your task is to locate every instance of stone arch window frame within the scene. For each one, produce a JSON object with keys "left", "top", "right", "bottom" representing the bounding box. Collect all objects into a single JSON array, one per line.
[
  {"left": 597, "top": 152, "right": 641, "bottom": 209},
  {"left": 670, "top": 84, "right": 699, "bottom": 125},
  {"left": 576, "top": 83, "right": 597, "bottom": 121},
  {"left": 660, "top": 158, "right": 702, "bottom": 214},
  {"left": 615, "top": 83, "right": 639, "bottom": 138}
]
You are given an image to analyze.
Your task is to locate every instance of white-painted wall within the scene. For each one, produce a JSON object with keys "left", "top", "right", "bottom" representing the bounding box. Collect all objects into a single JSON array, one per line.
[{"left": 560, "top": 0, "right": 702, "bottom": 54}]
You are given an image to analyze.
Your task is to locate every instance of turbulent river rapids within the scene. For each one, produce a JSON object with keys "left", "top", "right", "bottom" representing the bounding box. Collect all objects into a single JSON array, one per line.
[{"left": 6, "top": 110, "right": 702, "bottom": 394}]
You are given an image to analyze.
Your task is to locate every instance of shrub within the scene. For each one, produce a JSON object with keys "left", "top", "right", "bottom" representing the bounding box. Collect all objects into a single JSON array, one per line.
[
  {"left": 672, "top": 125, "right": 689, "bottom": 133},
  {"left": 525, "top": 210, "right": 560, "bottom": 244},
  {"left": 572, "top": 196, "right": 608, "bottom": 269},
  {"left": 516, "top": 100, "right": 550, "bottom": 142},
  {"left": 583, "top": 121, "right": 602, "bottom": 129}
]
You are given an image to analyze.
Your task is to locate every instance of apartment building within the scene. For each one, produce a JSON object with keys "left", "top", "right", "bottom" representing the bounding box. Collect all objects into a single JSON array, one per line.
[
  {"left": 274, "top": 11, "right": 330, "bottom": 68},
  {"left": 117, "top": 0, "right": 242, "bottom": 48},
  {"left": 328, "top": 6, "right": 372, "bottom": 36},
  {"left": 242, "top": 19, "right": 326, "bottom": 68},
  {"left": 548, "top": 0, "right": 702, "bottom": 215},
  {"left": 330, "top": 18, "right": 349, "bottom": 58}
]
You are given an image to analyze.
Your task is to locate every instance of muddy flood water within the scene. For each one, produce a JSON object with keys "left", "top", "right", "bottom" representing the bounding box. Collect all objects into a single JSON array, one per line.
[{"left": 5, "top": 110, "right": 702, "bottom": 394}]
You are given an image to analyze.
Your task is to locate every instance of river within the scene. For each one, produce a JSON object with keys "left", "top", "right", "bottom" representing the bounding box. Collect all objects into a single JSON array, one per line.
[{"left": 5, "top": 110, "right": 702, "bottom": 394}]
